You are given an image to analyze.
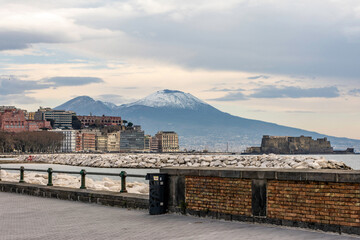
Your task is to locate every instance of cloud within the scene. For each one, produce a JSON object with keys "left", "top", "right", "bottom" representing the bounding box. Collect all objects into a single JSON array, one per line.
[
  {"left": 348, "top": 88, "right": 360, "bottom": 96},
  {"left": 0, "top": 6, "right": 115, "bottom": 51},
  {"left": 0, "top": 76, "right": 104, "bottom": 96},
  {"left": 209, "top": 91, "right": 247, "bottom": 101},
  {"left": 97, "top": 94, "right": 136, "bottom": 104},
  {"left": 285, "top": 110, "right": 315, "bottom": 114},
  {"left": 210, "top": 85, "right": 341, "bottom": 101},
  {"left": 206, "top": 87, "right": 244, "bottom": 92},
  {"left": 58, "top": 0, "right": 360, "bottom": 79},
  {"left": 1, "top": 1, "right": 360, "bottom": 83},
  {"left": 121, "top": 87, "right": 139, "bottom": 90},
  {"left": 249, "top": 86, "right": 340, "bottom": 99},
  {"left": 0, "top": 76, "right": 50, "bottom": 95},
  {"left": 0, "top": 94, "right": 40, "bottom": 105},
  {"left": 247, "top": 75, "right": 270, "bottom": 80},
  {"left": 44, "top": 77, "right": 103, "bottom": 86}
]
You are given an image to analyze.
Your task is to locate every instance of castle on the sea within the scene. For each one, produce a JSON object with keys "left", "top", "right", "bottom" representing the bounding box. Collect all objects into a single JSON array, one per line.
[{"left": 245, "top": 135, "right": 354, "bottom": 154}]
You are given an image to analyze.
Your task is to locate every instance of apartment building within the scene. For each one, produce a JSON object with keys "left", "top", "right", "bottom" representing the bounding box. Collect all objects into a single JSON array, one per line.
[
  {"left": 35, "top": 107, "right": 74, "bottom": 129},
  {"left": 155, "top": 131, "right": 179, "bottom": 152},
  {"left": 120, "top": 128, "right": 145, "bottom": 152},
  {"left": 76, "top": 131, "right": 96, "bottom": 152},
  {"left": 51, "top": 129, "right": 76, "bottom": 152},
  {"left": 107, "top": 131, "right": 120, "bottom": 152}
]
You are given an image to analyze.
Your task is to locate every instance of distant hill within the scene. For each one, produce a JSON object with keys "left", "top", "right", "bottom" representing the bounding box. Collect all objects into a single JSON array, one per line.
[
  {"left": 55, "top": 89, "right": 360, "bottom": 152},
  {"left": 55, "top": 96, "right": 114, "bottom": 116}
]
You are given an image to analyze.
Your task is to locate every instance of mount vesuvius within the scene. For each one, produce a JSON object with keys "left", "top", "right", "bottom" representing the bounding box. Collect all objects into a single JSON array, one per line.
[{"left": 55, "top": 90, "right": 360, "bottom": 152}]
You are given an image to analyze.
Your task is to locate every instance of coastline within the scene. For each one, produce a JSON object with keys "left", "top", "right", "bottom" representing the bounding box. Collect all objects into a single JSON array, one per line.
[{"left": 3, "top": 153, "right": 352, "bottom": 170}]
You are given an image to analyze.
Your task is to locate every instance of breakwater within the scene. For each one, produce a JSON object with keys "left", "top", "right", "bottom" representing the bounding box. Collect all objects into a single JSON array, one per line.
[{"left": 14, "top": 153, "right": 351, "bottom": 169}]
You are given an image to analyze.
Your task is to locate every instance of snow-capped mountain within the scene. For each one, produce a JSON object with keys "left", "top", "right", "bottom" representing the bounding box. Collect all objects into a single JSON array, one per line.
[
  {"left": 55, "top": 90, "right": 360, "bottom": 151},
  {"left": 124, "top": 89, "right": 208, "bottom": 109},
  {"left": 103, "top": 102, "right": 118, "bottom": 110}
]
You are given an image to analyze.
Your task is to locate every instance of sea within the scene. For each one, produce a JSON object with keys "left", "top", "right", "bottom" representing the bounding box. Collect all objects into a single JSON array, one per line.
[
  {"left": 0, "top": 161, "right": 158, "bottom": 183},
  {"left": 0, "top": 154, "right": 359, "bottom": 183}
]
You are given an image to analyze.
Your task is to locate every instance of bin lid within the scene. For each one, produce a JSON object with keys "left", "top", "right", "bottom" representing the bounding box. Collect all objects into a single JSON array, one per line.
[{"left": 145, "top": 173, "right": 168, "bottom": 180}]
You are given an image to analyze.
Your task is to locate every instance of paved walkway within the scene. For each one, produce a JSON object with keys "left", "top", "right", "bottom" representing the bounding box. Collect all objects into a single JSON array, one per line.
[{"left": 0, "top": 192, "right": 359, "bottom": 240}]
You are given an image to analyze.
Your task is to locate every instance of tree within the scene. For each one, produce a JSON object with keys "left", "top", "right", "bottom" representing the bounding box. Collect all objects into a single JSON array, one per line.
[{"left": 0, "top": 131, "right": 63, "bottom": 153}]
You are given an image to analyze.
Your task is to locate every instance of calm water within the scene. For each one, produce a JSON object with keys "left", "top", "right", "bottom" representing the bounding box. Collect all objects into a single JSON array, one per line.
[{"left": 0, "top": 162, "right": 159, "bottom": 183}]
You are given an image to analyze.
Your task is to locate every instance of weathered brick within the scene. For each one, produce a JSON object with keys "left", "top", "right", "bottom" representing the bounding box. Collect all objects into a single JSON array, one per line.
[
  {"left": 268, "top": 180, "right": 360, "bottom": 227},
  {"left": 185, "top": 176, "right": 252, "bottom": 217}
]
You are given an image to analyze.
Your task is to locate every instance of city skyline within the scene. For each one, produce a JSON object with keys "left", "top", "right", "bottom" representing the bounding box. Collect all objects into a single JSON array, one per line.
[{"left": 0, "top": 1, "right": 360, "bottom": 140}]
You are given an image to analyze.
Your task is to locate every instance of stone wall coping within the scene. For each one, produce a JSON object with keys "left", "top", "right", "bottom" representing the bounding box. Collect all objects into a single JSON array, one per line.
[
  {"left": 0, "top": 181, "right": 148, "bottom": 208},
  {"left": 160, "top": 167, "right": 360, "bottom": 183}
]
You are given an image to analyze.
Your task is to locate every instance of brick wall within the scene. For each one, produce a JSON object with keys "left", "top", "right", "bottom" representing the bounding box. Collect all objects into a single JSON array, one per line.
[
  {"left": 186, "top": 176, "right": 252, "bottom": 216},
  {"left": 268, "top": 180, "right": 360, "bottom": 227},
  {"left": 163, "top": 168, "right": 360, "bottom": 235}
]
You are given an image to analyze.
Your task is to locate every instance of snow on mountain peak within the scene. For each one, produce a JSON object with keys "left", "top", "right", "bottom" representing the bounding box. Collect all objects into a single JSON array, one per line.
[
  {"left": 125, "top": 89, "right": 208, "bottom": 109},
  {"left": 103, "top": 102, "right": 118, "bottom": 109}
]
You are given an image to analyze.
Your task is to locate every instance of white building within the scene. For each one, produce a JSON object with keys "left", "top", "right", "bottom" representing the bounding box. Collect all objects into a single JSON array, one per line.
[{"left": 51, "top": 129, "right": 76, "bottom": 152}]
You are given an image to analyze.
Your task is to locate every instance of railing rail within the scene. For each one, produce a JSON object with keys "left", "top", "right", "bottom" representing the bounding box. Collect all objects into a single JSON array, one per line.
[{"left": 0, "top": 166, "right": 146, "bottom": 193}]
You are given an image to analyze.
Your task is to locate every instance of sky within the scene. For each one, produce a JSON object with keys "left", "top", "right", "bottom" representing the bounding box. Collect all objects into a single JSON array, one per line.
[{"left": 0, "top": 0, "right": 360, "bottom": 139}]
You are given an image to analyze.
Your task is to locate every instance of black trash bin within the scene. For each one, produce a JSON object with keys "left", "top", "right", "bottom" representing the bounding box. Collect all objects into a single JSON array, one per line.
[{"left": 146, "top": 173, "right": 168, "bottom": 215}]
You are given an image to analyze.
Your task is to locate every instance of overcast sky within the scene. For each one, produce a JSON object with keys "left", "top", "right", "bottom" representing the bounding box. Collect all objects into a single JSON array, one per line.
[{"left": 0, "top": 0, "right": 360, "bottom": 139}]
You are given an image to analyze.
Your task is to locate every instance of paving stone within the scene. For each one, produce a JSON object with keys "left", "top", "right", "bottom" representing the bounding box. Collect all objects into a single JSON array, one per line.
[{"left": 0, "top": 192, "right": 359, "bottom": 240}]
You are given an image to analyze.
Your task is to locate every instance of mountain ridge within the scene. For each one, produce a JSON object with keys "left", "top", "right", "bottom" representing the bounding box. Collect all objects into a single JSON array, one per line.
[{"left": 55, "top": 90, "right": 360, "bottom": 151}]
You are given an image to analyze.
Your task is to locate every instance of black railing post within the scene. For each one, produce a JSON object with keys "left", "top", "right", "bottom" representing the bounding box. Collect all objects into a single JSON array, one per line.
[
  {"left": 47, "top": 168, "right": 53, "bottom": 186},
  {"left": 120, "top": 171, "right": 127, "bottom": 193},
  {"left": 19, "top": 166, "right": 25, "bottom": 183},
  {"left": 80, "top": 169, "right": 86, "bottom": 189}
]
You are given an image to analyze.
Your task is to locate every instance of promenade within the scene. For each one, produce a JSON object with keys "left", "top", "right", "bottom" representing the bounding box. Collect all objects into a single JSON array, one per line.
[{"left": 0, "top": 192, "right": 359, "bottom": 240}]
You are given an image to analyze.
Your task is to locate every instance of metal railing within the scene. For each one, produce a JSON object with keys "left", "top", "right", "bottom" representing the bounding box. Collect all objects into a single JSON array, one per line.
[{"left": 0, "top": 166, "right": 146, "bottom": 193}]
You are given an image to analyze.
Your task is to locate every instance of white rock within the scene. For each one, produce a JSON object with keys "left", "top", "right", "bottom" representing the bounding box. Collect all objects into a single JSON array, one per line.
[
  {"left": 200, "top": 161, "right": 210, "bottom": 167},
  {"left": 229, "top": 160, "right": 238, "bottom": 165},
  {"left": 148, "top": 159, "right": 156, "bottom": 164}
]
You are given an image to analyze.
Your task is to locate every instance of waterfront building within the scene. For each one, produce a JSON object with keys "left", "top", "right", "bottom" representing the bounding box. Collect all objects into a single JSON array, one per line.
[
  {"left": 76, "top": 131, "right": 96, "bottom": 152},
  {"left": 83, "top": 133, "right": 96, "bottom": 151},
  {"left": 50, "top": 129, "right": 76, "bottom": 152},
  {"left": 77, "top": 115, "right": 122, "bottom": 127},
  {"left": 107, "top": 131, "right": 120, "bottom": 152},
  {"left": 120, "top": 128, "right": 145, "bottom": 152},
  {"left": 96, "top": 135, "right": 107, "bottom": 152},
  {"left": 0, "top": 107, "right": 51, "bottom": 133},
  {"left": 34, "top": 107, "right": 74, "bottom": 129},
  {"left": 150, "top": 136, "right": 160, "bottom": 152},
  {"left": 155, "top": 131, "right": 179, "bottom": 152},
  {"left": 144, "top": 135, "right": 151, "bottom": 152}
]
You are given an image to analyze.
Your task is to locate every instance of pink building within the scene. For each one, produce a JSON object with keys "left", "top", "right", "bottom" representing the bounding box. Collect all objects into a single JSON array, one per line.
[{"left": 0, "top": 107, "right": 51, "bottom": 133}]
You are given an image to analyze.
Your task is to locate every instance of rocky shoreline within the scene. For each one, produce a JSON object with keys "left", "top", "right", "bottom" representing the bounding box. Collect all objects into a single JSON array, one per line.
[{"left": 14, "top": 153, "right": 352, "bottom": 170}]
